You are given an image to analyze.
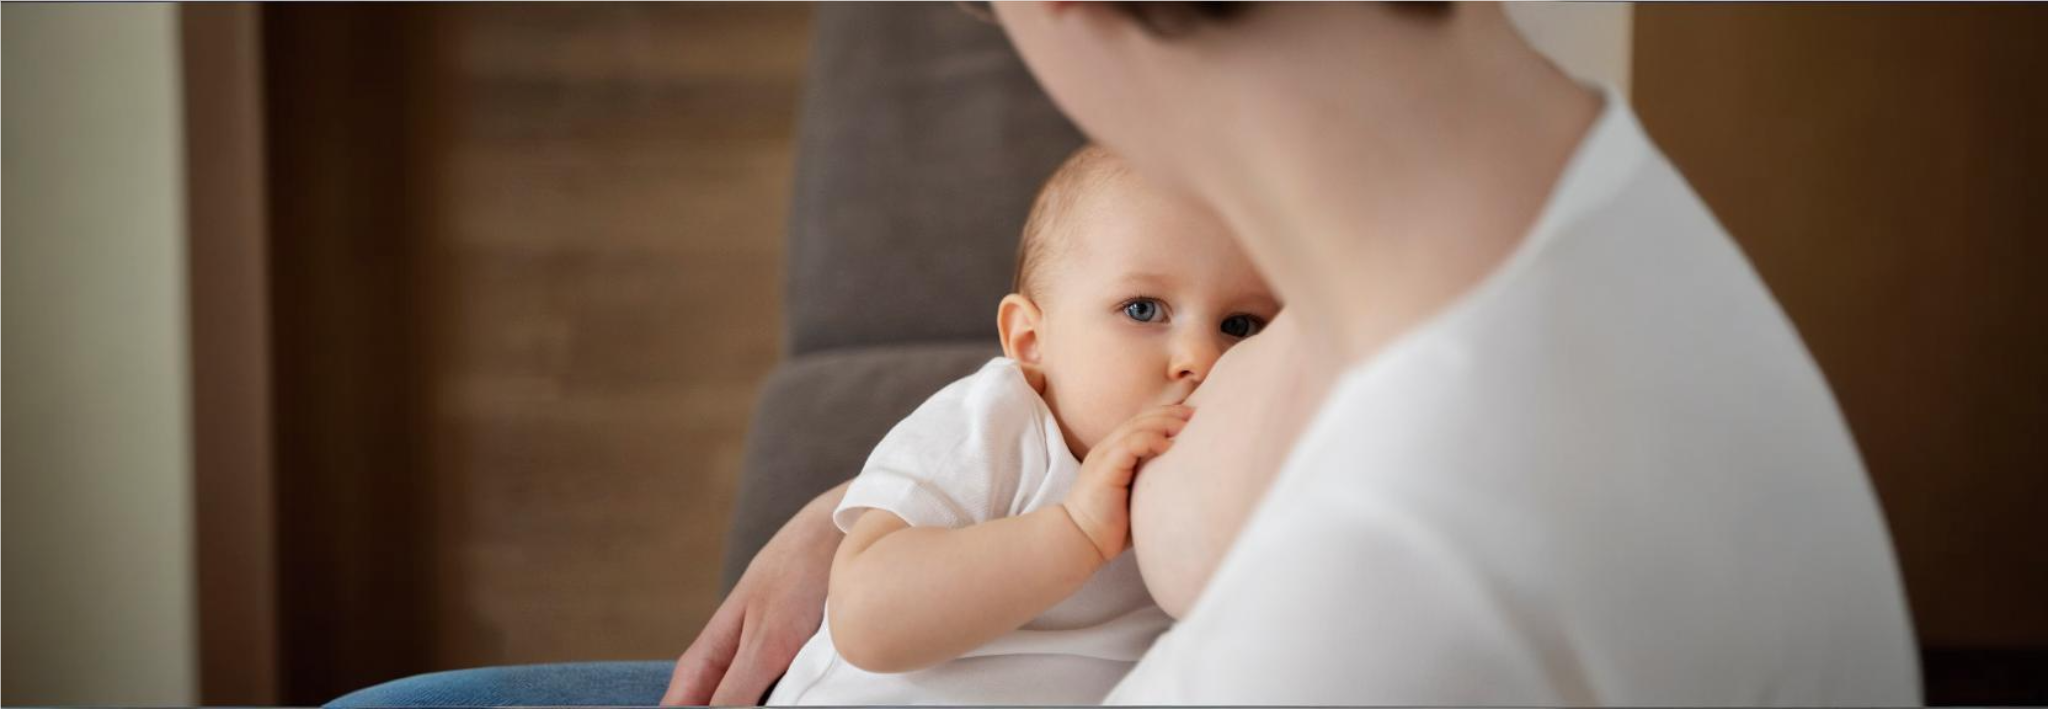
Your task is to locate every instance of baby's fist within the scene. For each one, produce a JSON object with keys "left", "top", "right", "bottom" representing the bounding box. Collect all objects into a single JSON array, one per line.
[{"left": 1062, "top": 404, "right": 1193, "bottom": 562}]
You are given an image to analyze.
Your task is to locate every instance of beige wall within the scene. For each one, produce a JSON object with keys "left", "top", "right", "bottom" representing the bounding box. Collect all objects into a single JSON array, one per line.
[
  {"left": 3, "top": 4, "right": 197, "bottom": 705},
  {"left": 1507, "top": 2, "right": 1635, "bottom": 95}
]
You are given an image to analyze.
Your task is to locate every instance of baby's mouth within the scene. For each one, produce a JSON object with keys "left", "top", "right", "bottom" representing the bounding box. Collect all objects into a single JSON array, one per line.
[{"left": 1156, "top": 378, "right": 1200, "bottom": 408}]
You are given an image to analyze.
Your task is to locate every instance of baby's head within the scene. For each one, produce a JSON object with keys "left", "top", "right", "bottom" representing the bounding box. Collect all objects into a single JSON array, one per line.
[{"left": 999, "top": 145, "right": 1279, "bottom": 459}]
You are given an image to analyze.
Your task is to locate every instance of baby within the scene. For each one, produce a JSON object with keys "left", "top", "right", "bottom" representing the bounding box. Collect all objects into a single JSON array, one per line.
[{"left": 765, "top": 145, "right": 1280, "bottom": 705}]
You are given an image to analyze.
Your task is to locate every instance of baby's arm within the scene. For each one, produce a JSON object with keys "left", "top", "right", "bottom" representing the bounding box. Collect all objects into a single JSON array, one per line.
[{"left": 826, "top": 404, "right": 1192, "bottom": 674}]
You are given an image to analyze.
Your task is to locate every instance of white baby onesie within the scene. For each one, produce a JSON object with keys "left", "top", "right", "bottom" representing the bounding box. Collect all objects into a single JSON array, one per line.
[{"left": 766, "top": 357, "right": 1172, "bottom": 706}]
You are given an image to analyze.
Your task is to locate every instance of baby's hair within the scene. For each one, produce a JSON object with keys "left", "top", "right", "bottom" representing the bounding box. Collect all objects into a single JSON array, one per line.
[{"left": 1013, "top": 145, "right": 1133, "bottom": 300}]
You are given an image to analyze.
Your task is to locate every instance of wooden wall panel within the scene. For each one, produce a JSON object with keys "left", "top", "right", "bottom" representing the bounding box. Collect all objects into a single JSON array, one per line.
[
  {"left": 265, "top": 5, "right": 440, "bottom": 704},
  {"left": 1631, "top": 4, "right": 2048, "bottom": 703},
  {"left": 257, "top": 4, "right": 810, "bottom": 703},
  {"left": 415, "top": 3, "right": 808, "bottom": 670},
  {"left": 183, "top": 4, "right": 279, "bottom": 704}
]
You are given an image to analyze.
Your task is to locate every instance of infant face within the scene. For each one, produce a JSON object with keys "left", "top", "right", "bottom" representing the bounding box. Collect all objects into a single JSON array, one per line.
[{"left": 1030, "top": 174, "right": 1279, "bottom": 459}]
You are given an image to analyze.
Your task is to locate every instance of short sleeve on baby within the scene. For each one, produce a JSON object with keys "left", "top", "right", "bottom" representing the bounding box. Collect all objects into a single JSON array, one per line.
[{"left": 834, "top": 357, "right": 1077, "bottom": 533}]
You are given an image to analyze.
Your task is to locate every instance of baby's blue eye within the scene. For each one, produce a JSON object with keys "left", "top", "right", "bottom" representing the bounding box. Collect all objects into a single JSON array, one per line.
[
  {"left": 1123, "top": 300, "right": 1161, "bottom": 323},
  {"left": 1221, "top": 315, "right": 1264, "bottom": 338}
]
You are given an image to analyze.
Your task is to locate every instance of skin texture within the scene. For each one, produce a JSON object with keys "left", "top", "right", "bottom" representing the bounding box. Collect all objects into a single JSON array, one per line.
[
  {"left": 828, "top": 158, "right": 1276, "bottom": 673},
  {"left": 1127, "top": 311, "right": 1340, "bottom": 618}
]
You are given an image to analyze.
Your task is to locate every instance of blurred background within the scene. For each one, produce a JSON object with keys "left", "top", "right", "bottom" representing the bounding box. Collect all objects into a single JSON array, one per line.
[{"left": 3, "top": 2, "right": 2043, "bottom": 706}]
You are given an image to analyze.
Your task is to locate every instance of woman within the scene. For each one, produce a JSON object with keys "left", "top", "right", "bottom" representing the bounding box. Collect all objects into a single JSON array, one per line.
[
  {"left": 337, "top": 4, "right": 1917, "bottom": 705},
  {"left": 670, "top": 2, "right": 1917, "bottom": 705}
]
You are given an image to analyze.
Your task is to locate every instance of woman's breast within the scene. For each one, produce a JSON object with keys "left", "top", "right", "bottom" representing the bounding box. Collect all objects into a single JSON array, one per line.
[{"left": 1128, "top": 313, "right": 1337, "bottom": 617}]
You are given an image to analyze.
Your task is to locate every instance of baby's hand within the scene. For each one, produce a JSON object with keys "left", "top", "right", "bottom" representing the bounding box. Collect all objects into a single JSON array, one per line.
[{"left": 1062, "top": 404, "right": 1194, "bottom": 563}]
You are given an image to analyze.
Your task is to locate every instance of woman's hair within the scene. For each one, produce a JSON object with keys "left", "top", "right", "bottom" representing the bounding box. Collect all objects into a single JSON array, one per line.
[
  {"left": 1111, "top": 2, "right": 1249, "bottom": 37},
  {"left": 1112, "top": 2, "right": 1450, "bottom": 38}
]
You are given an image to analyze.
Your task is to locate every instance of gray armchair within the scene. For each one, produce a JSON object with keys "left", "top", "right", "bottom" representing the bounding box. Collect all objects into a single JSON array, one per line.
[{"left": 720, "top": 1, "right": 1084, "bottom": 588}]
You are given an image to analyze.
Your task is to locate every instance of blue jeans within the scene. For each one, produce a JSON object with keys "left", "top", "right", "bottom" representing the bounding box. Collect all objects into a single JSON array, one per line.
[{"left": 326, "top": 661, "right": 674, "bottom": 707}]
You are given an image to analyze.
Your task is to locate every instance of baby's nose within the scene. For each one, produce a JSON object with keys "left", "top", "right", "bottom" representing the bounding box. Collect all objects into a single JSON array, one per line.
[{"left": 1170, "top": 340, "right": 1220, "bottom": 381}]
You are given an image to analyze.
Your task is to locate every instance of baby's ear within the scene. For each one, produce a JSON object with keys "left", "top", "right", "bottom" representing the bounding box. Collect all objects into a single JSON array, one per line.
[{"left": 998, "top": 293, "right": 1045, "bottom": 367}]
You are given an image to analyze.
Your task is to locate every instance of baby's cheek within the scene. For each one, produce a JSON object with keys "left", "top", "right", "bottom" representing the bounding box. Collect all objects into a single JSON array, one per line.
[
  {"left": 1045, "top": 372, "right": 1126, "bottom": 457},
  {"left": 1074, "top": 389, "right": 1155, "bottom": 455}
]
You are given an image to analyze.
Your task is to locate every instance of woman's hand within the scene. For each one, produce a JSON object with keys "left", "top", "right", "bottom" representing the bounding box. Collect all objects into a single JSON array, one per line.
[
  {"left": 662, "top": 481, "right": 849, "bottom": 706},
  {"left": 1062, "top": 404, "right": 1193, "bottom": 562}
]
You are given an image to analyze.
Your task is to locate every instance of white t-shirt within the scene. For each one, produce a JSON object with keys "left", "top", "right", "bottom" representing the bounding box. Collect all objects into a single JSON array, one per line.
[
  {"left": 767, "top": 357, "right": 1172, "bottom": 706},
  {"left": 1107, "top": 88, "right": 1921, "bottom": 705}
]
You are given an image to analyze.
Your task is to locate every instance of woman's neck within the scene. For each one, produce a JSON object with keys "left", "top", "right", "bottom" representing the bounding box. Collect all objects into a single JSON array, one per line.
[{"left": 1185, "top": 5, "right": 1603, "bottom": 366}]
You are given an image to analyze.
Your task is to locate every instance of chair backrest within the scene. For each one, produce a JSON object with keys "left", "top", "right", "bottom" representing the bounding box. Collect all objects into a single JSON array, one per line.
[
  {"left": 721, "top": 2, "right": 1084, "bottom": 588},
  {"left": 783, "top": 2, "right": 1084, "bottom": 356}
]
